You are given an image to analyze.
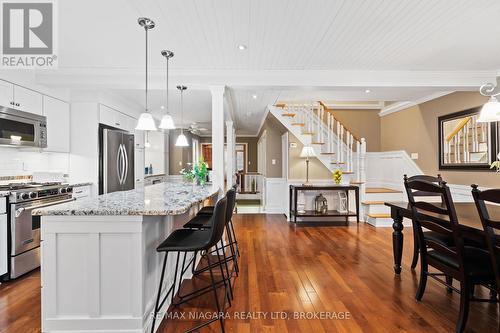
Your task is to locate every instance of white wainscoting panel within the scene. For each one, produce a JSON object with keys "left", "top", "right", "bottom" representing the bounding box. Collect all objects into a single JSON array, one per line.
[{"left": 263, "top": 178, "right": 287, "bottom": 214}]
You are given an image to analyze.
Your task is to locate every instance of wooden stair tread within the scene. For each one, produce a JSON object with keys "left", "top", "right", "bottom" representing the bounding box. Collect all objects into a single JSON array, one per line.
[
  {"left": 274, "top": 103, "right": 286, "bottom": 108},
  {"left": 320, "top": 152, "right": 336, "bottom": 155},
  {"left": 291, "top": 123, "right": 305, "bottom": 126},
  {"left": 302, "top": 132, "right": 315, "bottom": 135},
  {"left": 350, "top": 181, "right": 365, "bottom": 185},
  {"left": 367, "top": 213, "right": 391, "bottom": 218},
  {"left": 330, "top": 162, "right": 346, "bottom": 164},
  {"left": 282, "top": 113, "right": 296, "bottom": 117},
  {"left": 362, "top": 201, "right": 385, "bottom": 205},
  {"left": 365, "top": 187, "right": 402, "bottom": 194},
  {"left": 342, "top": 171, "right": 354, "bottom": 174},
  {"left": 311, "top": 142, "right": 325, "bottom": 145}
]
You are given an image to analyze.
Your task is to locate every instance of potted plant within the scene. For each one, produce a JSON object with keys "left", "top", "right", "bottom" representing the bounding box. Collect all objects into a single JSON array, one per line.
[{"left": 180, "top": 157, "right": 209, "bottom": 186}]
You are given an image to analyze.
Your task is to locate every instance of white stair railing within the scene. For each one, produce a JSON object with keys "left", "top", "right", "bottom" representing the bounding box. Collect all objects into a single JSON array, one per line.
[{"left": 276, "top": 102, "right": 367, "bottom": 183}]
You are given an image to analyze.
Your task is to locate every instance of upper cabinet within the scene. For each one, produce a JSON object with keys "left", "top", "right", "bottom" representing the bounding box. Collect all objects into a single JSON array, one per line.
[
  {"left": 99, "top": 104, "right": 135, "bottom": 133},
  {"left": 0, "top": 80, "right": 43, "bottom": 115},
  {"left": 43, "top": 96, "right": 70, "bottom": 153},
  {"left": 14, "top": 86, "right": 43, "bottom": 115}
]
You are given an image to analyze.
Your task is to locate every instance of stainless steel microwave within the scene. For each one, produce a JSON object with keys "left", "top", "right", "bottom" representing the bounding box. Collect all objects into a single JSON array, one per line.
[{"left": 0, "top": 106, "right": 47, "bottom": 148}]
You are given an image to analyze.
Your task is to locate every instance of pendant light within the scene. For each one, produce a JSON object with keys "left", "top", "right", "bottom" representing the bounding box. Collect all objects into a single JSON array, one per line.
[
  {"left": 478, "top": 76, "right": 500, "bottom": 123},
  {"left": 135, "top": 17, "right": 157, "bottom": 131},
  {"left": 175, "top": 85, "right": 189, "bottom": 147},
  {"left": 159, "top": 50, "right": 176, "bottom": 129}
]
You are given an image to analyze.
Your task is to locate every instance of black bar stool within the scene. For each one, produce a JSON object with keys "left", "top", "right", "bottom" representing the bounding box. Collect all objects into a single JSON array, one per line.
[
  {"left": 150, "top": 196, "right": 228, "bottom": 333},
  {"left": 190, "top": 186, "right": 240, "bottom": 259},
  {"left": 184, "top": 188, "right": 239, "bottom": 279}
]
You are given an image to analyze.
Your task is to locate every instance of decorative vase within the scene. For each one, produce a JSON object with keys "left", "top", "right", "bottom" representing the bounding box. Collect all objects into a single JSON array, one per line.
[{"left": 333, "top": 169, "right": 342, "bottom": 184}]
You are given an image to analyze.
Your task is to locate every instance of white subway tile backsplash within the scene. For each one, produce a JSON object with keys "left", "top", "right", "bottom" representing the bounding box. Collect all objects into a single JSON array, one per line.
[{"left": 0, "top": 147, "right": 69, "bottom": 177}]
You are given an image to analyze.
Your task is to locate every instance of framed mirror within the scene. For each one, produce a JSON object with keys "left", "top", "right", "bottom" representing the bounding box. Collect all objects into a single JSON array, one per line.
[{"left": 438, "top": 107, "right": 498, "bottom": 170}]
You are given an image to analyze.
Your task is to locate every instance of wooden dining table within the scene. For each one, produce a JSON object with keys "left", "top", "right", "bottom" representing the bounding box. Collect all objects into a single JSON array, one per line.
[{"left": 385, "top": 201, "right": 490, "bottom": 275}]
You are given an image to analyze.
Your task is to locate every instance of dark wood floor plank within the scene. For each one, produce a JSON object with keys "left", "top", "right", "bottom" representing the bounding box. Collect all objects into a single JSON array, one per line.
[{"left": 0, "top": 213, "right": 497, "bottom": 332}]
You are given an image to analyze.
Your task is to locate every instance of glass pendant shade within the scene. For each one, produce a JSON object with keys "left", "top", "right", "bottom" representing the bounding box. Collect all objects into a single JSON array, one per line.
[
  {"left": 175, "top": 132, "right": 189, "bottom": 147},
  {"left": 477, "top": 96, "right": 500, "bottom": 123},
  {"left": 135, "top": 112, "right": 157, "bottom": 131},
  {"left": 159, "top": 114, "right": 176, "bottom": 129}
]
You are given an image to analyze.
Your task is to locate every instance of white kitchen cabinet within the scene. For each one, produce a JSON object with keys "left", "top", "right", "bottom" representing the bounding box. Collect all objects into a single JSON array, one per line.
[
  {"left": 0, "top": 80, "right": 14, "bottom": 108},
  {"left": 99, "top": 104, "right": 135, "bottom": 132},
  {"left": 135, "top": 148, "right": 145, "bottom": 184},
  {"left": 43, "top": 96, "right": 70, "bottom": 153},
  {"left": 134, "top": 129, "right": 145, "bottom": 149},
  {"left": 0, "top": 214, "right": 7, "bottom": 276},
  {"left": 13, "top": 85, "right": 43, "bottom": 115}
]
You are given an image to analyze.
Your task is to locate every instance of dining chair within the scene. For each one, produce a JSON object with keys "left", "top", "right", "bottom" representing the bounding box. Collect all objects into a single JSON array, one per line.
[
  {"left": 404, "top": 179, "right": 496, "bottom": 333},
  {"left": 403, "top": 174, "right": 448, "bottom": 269},
  {"left": 471, "top": 184, "right": 500, "bottom": 302}
]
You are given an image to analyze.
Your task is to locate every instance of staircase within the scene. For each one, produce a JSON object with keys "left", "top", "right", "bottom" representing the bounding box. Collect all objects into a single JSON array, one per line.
[{"left": 270, "top": 102, "right": 407, "bottom": 227}]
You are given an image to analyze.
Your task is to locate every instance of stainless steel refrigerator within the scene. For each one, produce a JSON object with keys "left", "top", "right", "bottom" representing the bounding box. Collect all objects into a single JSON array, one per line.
[{"left": 99, "top": 126, "right": 135, "bottom": 194}]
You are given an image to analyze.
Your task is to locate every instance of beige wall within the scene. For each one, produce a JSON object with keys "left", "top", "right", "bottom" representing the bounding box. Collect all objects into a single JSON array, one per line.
[
  {"left": 236, "top": 137, "right": 258, "bottom": 172},
  {"left": 168, "top": 130, "right": 201, "bottom": 175},
  {"left": 258, "top": 113, "right": 287, "bottom": 178},
  {"left": 380, "top": 91, "right": 500, "bottom": 187},
  {"left": 330, "top": 109, "right": 381, "bottom": 151},
  {"left": 288, "top": 132, "right": 332, "bottom": 180}
]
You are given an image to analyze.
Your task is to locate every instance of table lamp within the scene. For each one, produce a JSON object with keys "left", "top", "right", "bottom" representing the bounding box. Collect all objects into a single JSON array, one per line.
[{"left": 300, "top": 145, "right": 315, "bottom": 186}]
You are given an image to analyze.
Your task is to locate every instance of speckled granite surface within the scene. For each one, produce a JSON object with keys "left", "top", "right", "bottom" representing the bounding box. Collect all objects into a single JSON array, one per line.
[{"left": 33, "top": 182, "right": 218, "bottom": 216}]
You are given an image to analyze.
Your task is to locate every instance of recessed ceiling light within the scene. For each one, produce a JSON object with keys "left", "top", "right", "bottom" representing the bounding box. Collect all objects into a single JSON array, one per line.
[
  {"left": 160, "top": 105, "right": 164, "bottom": 109},
  {"left": 238, "top": 44, "right": 247, "bottom": 50},
  {"left": 365, "top": 89, "right": 371, "bottom": 93},
  {"left": 251, "top": 94, "right": 257, "bottom": 99}
]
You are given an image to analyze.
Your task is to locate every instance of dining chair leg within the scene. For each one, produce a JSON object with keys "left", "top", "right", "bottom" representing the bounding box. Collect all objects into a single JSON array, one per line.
[
  {"left": 446, "top": 276, "right": 453, "bottom": 293},
  {"left": 411, "top": 241, "right": 419, "bottom": 269},
  {"left": 415, "top": 256, "right": 428, "bottom": 301},
  {"left": 456, "top": 281, "right": 471, "bottom": 333}
]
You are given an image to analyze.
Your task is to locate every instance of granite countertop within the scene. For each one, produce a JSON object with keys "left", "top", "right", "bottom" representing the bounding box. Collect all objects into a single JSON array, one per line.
[{"left": 33, "top": 182, "right": 218, "bottom": 216}]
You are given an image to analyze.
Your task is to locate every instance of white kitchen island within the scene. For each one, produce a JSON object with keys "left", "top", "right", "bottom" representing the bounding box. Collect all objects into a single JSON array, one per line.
[{"left": 33, "top": 182, "right": 218, "bottom": 333}]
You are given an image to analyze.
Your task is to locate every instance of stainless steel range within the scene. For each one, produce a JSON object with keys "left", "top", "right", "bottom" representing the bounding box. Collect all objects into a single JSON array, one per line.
[{"left": 3, "top": 183, "right": 75, "bottom": 279}]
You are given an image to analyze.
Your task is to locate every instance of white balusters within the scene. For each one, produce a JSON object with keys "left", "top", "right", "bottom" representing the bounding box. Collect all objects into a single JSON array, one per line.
[
  {"left": 356, "top": 140, "right": 361, "bottom": 180},
  {"left": 340, "top": 125, "right": 344, "bottom": 163}
]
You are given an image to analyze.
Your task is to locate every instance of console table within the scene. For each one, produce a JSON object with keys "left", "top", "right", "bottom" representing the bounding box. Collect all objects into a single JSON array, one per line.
[{"left": 289, "top": 185, "right": 360, "bottom": 224}]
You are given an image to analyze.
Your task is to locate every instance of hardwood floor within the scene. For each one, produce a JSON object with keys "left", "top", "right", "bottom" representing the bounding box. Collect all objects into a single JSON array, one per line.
[{"left": 0, "top": 214, "right": 498, "bottom": 332}]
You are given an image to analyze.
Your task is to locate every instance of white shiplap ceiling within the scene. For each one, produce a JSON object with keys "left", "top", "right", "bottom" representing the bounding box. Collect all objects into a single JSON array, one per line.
[{"left": 33, "top": 0, "right": 500, "bottom": 135}]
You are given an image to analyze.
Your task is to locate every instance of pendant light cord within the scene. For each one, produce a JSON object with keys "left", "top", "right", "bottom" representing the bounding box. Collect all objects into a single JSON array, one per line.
[
  {"left": 145, "top": 27, "right": 149, "bottom": 113},
  {"left": 180, "top": 88, "right": 184, "bottom": 135},
  {"left": 166, "top": 57, "right": 169, "bottom": 115}
]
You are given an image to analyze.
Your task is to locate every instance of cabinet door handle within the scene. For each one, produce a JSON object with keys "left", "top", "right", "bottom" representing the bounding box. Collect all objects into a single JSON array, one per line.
[
  {"left": 15, "top": 103, "right": 20, "bottom": 107},
  {"left": 9, "top": 101, "right": 14, "bottom": 105}
]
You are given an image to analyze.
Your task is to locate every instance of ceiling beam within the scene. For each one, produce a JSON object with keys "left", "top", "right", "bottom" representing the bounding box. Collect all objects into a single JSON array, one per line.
[{"left": 34, "top": 69, "right": 496, "bottom": 90}]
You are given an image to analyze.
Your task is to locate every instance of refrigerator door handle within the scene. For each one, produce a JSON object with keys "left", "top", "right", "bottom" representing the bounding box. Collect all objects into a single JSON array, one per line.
[
  {"left": 116, "top": 145, "right": 123, "bottom": 185},
  {"left": 122, "top": 144, "right": 129, "bottom": 184},
  {"left": 119, "top": 144, "right": 126, "bottom": 185}
]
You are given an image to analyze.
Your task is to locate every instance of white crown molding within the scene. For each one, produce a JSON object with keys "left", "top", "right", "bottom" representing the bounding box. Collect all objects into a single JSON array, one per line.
[
  {"left": 324, "top": 101, "right": 384, "bottom": 110},
  {"left": 378, "top": 91, "right": 454, "bottom": 117}
]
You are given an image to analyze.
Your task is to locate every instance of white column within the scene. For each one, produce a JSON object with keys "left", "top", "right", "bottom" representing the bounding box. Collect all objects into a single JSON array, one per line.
[
  {"left": 226, "top": 120, "right": 235, "bottom": 188},
  {"left": 211, "top": 86, "right": 225, "bottom": 193}
]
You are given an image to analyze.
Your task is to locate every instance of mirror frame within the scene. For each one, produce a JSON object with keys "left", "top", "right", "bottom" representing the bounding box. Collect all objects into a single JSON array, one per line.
[{"left": 438, "top": 107, "right": 498, "bottom": 170}]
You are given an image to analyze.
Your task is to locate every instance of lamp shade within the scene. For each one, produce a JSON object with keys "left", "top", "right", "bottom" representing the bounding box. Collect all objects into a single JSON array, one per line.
[
  {"left": 477, "top": 96, "right": 500, "bottom": 123},
  {"left": 135, "top": 112, "right": 157, "bottom": 131},
  {"left": 175, "top": 132, "right": 189, "bottom": 147},
  {"left": 159, "top": 114, "right": 176, "bottom": 129},
  {"left": 300, "top": 146, "right": 315, "bottom": 158}
]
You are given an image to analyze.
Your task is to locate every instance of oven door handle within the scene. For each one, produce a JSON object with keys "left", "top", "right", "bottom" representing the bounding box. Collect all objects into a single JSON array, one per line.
[{"left": 15, "top": 198, "right": 76, "bottom": 217}]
